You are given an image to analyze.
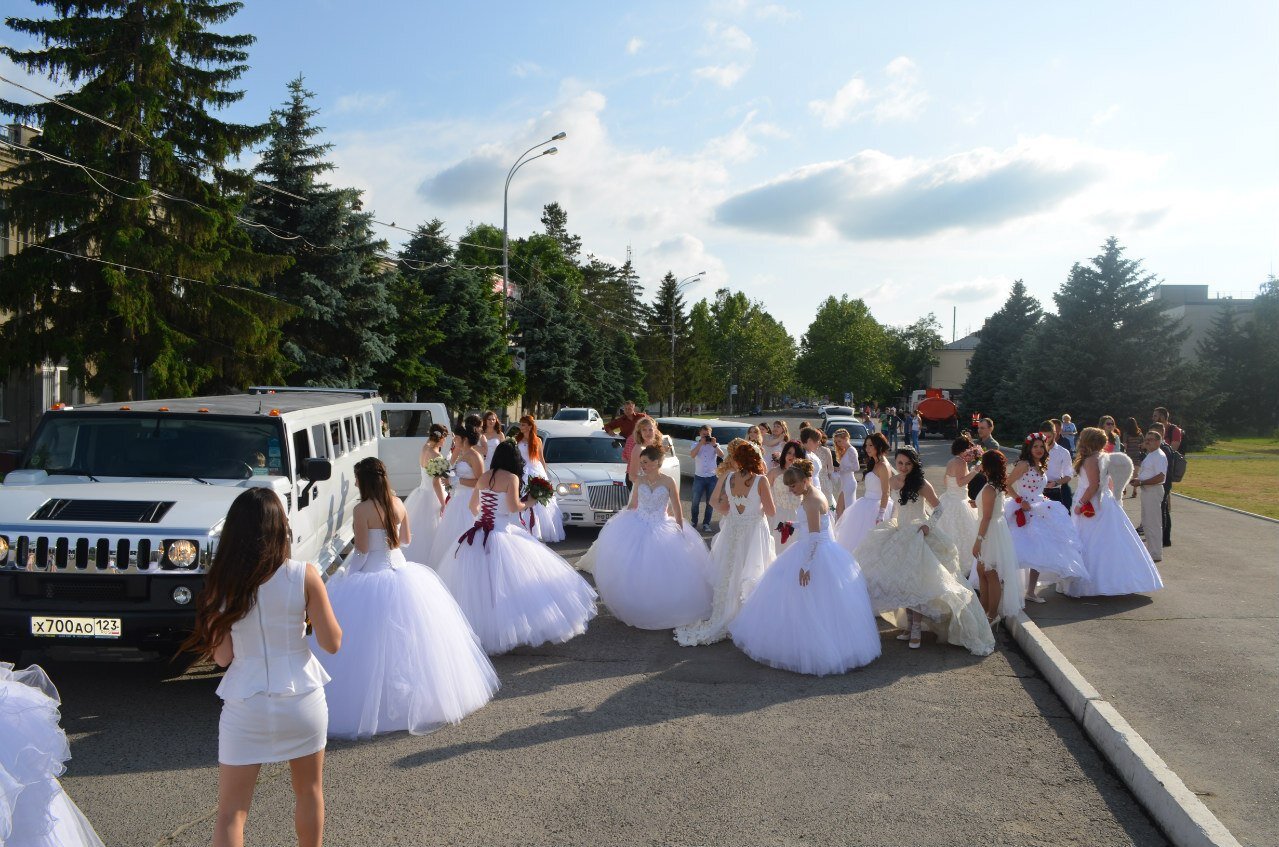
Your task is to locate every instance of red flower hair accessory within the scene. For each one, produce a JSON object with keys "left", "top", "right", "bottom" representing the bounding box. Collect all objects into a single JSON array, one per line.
[{"left": 1025, "top": 432, "right": 1047, "bottom": 445}]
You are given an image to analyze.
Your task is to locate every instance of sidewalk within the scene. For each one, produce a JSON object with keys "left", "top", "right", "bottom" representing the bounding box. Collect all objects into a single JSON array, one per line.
[{"left": 1025, "top": 494, "right": 1278, "bottom": 847}]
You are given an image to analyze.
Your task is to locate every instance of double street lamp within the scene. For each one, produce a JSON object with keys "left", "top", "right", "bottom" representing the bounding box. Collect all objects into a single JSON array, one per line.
[
  {"left": 670, "top": 271, "right": 705, "bottom": 415},
  {"left": 503, "top": 131, "right": 566, "bottom": 328}
]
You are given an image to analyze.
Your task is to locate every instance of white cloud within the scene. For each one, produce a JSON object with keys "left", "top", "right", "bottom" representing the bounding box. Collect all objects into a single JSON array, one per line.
[
  {"left": 694, "top": 62, "right": 751, "bottom": 88},
  {"left": 694, "top": 21, "right": 756, "bottom": 88},
  {"left": 702, "top": 109, "right": 789, "bottom": 163},
  {"left": 626, "top": 37, "right": 644, "bottom": 55},
  {"left": 934, "top": 276, "right": 1009, "bottom": 301},
  {"left": 756, "top": 4, "right": 799, "bottom": 22},
  {"left": 511, "top": 61, "right": 544, "bottom": 78},
  {"left": 809, "top": 56, "right": 927, "bottom": 128},
  {"left": 706, "top": 22, "right": 754, "bottom": 52},
  {"left": 1091, "top": 104, "right": 1120, "bottom": 126},
  {"left": 333, "top": 91, "right": 396, "bottom": 114}
]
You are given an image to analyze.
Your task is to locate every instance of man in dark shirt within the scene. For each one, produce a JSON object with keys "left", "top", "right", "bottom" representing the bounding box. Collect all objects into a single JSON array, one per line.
[
  {"left": 1149, "top": 417, "right": 1177, "bottom": 547},
  {"left": 604, "top": 400, "right": 640, "bottom": 441},
  {"left": 968, "top": 417, "right": 1001, "bottom": 501}
]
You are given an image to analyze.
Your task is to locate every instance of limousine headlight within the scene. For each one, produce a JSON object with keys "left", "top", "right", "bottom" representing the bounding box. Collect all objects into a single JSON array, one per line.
[
  {"left": 165, "top": 539, "right": 198, "bottom": 568},
  {"left": 556, "top": 482, "right": 581, "bottom": 496},
  {"left": 0, "top": 536, "right": 8, "bottom": 561}
]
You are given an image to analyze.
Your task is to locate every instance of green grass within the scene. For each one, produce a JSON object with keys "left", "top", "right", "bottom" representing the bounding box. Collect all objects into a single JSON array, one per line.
[{"left": 1183, "top": 439, "right": 1279, "bottom": 518}]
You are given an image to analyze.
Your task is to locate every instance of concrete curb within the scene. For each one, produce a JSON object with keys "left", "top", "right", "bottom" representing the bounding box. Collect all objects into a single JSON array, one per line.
[
  {"left": 1005, "top": 613, "right": 1242, "bottom": 847},
  {"left": 1173, "top": 492, "right": 1279, "bottom": 524}
]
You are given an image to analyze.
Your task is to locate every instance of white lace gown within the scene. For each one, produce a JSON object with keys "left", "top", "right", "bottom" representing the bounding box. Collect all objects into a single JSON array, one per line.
[
  {"left": 518, "top": 442, "right": 565, "bottom": 543},
  {"left": 0, "top": 663, "right": 105, "bottom": 847},
  {"left": 313, "top": 531, "right": 498, "bottom": 739},
  {"left": 933, "top": 475, "right": 979, "bottom": 579},
  {"left": 1005, "top": 467, "right": 1088, "bottom": 584},
  {"left": 591, "top": 483, "right": 715, "bottom": 629},
  {"left": 430, "top": 461, "right": 478, "bottom": 568},
  {"left": 402, "top": 467, "right": 444, "bottom": 564},
  {"left": 854, "top": 498, "right": 995, "bottom": 656},
  {"left": 675, "top": 472, "right": 777, "bottom": 646},
  {"left": 438, "top": 486, "right": 597, "bottom": 655},
  {"left": 834, "top": 470, "right": 895, "bottom": 557},
  {"left": 1060, "top": 457, "right": 1164, "bottom": 597},
  {"left": 770, "top": 475, "right": 802, "bottom": 551},
  {"left": 730, "top": 512, "right": 882, "bottom": 675},
  {"left": 965, "top": 488, "right": 1027, "bottom": 619}
]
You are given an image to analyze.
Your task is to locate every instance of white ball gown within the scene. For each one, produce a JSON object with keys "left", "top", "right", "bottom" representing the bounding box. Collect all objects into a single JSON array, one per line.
[
  {"left": 1060, "top": 455, "right": 1164, "bottom": 597},
  {"left": 834, "top": 469, "right": 895, "bottom": 556},
  {"left": 518, "top": 441, "right": 565, "bottom": 543},
  {"left": 730, "top": 510, "right": 882, "bottom": 675},
  {"left": 430, "top": 461, "right": 479, "bottom": 568},
  {"left": 313, "top": 530, "right": 499, "bottom": 739},
  {"left": 967, "top": 487, "right": 1027, "bottom": 619},
  {"left": 854, "top": 495, "right": 995, "bottom": 656},
  {"left": 1005, "top": 467, "right": 1088, "bottom": 585},
  {"left": 402, "top": 466, "right": 444, "bottom": 564},
  {"left": 0, "top": 663, "right": 105, "bottom": 847},
  {"left": 674, "top": 472, "right": 777, "bottom": 646},
  {"left": 770, "top": 474, "right": 802, "bottom": 551},
  {"left": 438, "top": 485, "right": 597, "bottom": 655},
  {"left": 591, "top": 482, "right": 715, "bottom": 629},
  {"left": 933, "top": 474, "right": 979, "bottom": 579}
]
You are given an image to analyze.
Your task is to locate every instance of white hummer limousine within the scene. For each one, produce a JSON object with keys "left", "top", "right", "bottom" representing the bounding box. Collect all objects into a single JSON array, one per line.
[{"left": 0, "top": 387, "right": 445, "bottom": 658}]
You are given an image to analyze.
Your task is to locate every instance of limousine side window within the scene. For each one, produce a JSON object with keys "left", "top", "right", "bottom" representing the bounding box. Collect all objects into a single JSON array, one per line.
[
  {"left": 356, "top": 414, "right": 367, "bottom": 444},
  {"left": 311, "top": 423, "right": 330, "bottom": 459},
  {"left": 292, "top": 430, "right": 311, "bottom": 477},
  {"left": 329, "top": 420, "right": 345, "bottom": 457},
  {"left": 380, "top": 409, "right": 434, "bottom": 437},
  {"left": 344, "top": 417, "right": 355, "bottom": 450},
  {"left": 365, "top": 411, "right": 376, "bottom": 441}
]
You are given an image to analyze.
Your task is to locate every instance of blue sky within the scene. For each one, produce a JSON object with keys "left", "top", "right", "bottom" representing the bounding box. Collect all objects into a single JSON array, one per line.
[{"left": 4, "top": 0, "right": 1277, "bottom": 338}]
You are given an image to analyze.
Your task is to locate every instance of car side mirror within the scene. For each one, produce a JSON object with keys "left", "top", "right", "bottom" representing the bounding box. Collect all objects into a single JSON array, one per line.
[{"left": 305, "top": 458, "right": 333, "bottom": 481}]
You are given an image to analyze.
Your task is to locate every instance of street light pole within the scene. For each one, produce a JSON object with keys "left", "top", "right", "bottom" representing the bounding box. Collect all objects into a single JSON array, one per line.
[
  {"left": 669, "top": 271, "right": 705, "bottom": 415},
  {"left": 503, "top": 131, "right": 566, "bottom": 329}
]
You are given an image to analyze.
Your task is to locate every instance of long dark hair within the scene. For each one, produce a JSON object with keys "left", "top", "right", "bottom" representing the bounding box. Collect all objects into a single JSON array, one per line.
[
  {"left": 1018, "top": 433, "right": 1049, "bottom": 472},
  {"left": 489, "top": 440, "right": 525, "bottom": 479},
  {"left": 180, "top": 488, "right": 291, "bottom": 660},
  {"left": 863, "top": 431, "right": 890, "bottom": 480},
  {"left": 778, "top": 439, "right": 804, "bottom": 469},
  {"left": 981, "top": 449, "right": 1008, "bottom": 490},
  {"left": 951, "top": 435, "right": 974, "bottom": 456},
  {"left": 355, "top": 457, "right": 399, "bottom": 547},
  {"left": 896, "top": 447, "right": 924, "bottom": 505}
]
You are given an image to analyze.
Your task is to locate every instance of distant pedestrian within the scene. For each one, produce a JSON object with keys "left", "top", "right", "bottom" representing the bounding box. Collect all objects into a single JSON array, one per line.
[
  {"left": 911, "top": 411, "right": 922, "bottom": 451},
  {"left": 885, "top": 407, "right": 900, "bottom": 449},
  {"left": 968, "top": 417, "right": 1001, "bottom": 501},
  {"left": 1098, "top": 415, "right": 1120, "bottom": 453},
  {"left": 604, "top": 399, "right": 643, "bottom": 463},
  {"left": 902, "top": 409, "right": 916, "bottom": 451},
  {"left": 1134, "top": 429, "right": 1167, "bottom": 562},
  {"left": 1149, "top": 413, "right": 1179, "bottom": 548},
  {"left": 1060, "top": 413, "right": 1077, "bottom": 453},
  {"left": 1122, "top": 417, "right": 1144, "bottom": 459},
  {"left": 690, "top": 424, "right": 725, "bottom": 532}
]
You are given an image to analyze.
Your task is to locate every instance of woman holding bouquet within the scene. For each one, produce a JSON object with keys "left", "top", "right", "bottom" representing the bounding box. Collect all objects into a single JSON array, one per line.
[
  {"left": 516, "top": 415, "right": 565, "bottom": 543},
  {"left": 768, "top": 440, "right": 805, "bottom": 551},
  {"left": 591, "top": 445, "right": 714, "bottom": 629},
  {"left": 402, "top": 423, "right": 449, "bottom": 563},
  {"left": 429, "top": 416, "right": 486, "bottom": 569},
  {"left": 1004, "top": 433, "right": 1087, "bottom": 603},
  {"left": 439, "top": 441, "right": 597, "bottom": 655},
  {"left": 1060, "top": 428, "right": 1164, "bottom": 597}
]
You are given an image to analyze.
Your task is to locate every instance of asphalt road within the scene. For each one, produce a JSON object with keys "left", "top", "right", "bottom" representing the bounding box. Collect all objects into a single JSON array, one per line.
[{"left": 26, "top": 417, "right": 1171, "bottom": 846}]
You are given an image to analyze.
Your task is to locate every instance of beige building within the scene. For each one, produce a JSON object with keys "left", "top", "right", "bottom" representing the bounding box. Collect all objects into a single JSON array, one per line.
[
  {"left": 1155, "top": 284, "right": 1256, "bottom": 360},
  {"left": 926, "top": 332, "right": 980, "bottom": 392}
]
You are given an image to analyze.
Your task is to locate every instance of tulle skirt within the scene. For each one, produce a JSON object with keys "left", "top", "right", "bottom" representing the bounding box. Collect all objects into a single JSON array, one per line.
[
  {"left": 933, "top": 487, "right": 980, "bottom": 579},
  {"left": 966, "top": 513, "right": 1027, "bottom": 619},
  {"left": 313, "top": 550, "right": 499, "bottom": 739},
  {"left": 730, "top": 535, "right": 882, "bottom": 675},
  {"left": 771, "top": 499, "right": 800, "bottom": 552},
  {"left": 1004, "top": 498, "right": 1088, "bottom": 582},
  {"left": 592, "top": 511, "right": 715, "bottom": 629},
  {"left": 1060, "top": 492, "right": 1164, "bottom": 597},
  {"left": 438, "top": 522, "right": 597, "bottom": 655},
  {"left": 524, "top": 461, "right": 565, "bottom": 543},
  {"left": 855, "top": 520, "right": 995, "bottom": 656},
  {"left": 1, "top": 663, "right": 105, "bottom": 847},
  {"left": 674, "top": 515, "right": 776, "bottom": 646},
  {"left": 430, "top": 485, "right": 478, "bottom": 568},
  {"left": 402, "top": 473, "right": 445, "bottom": 564},
  {"left": 834, "top": 491, "right": 894, "bottom": 555}
]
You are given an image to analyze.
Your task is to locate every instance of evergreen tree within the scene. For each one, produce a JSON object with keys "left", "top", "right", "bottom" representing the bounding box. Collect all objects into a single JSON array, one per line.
[
  {"left": 961, "top": 280, "right": 1042, "bottom": 422},
  {"left": 644, "top": 272, "right": 690, "bottom": 413},
  {"left": 1244, "top": 277, "right": 1279, "bottom": 433},
  {"left": 0, "top": 0, "right": 292, "bottom": 396},
  {"left": 796, "top": 296, "right": 894, "bottom": 403},
  {"left": 511, "top": 233, "right": 583, "bottom": 410},
  {"left": 377, "top": 271, "right": 443, "bottom": 402},
  {"left": 399, "top": 221, "right": 518, "bottom": 412},
  {"left": 247, "top": 76, "right": 393, "bottom": 387},
  {"left": 1197, "top": 303, "right": 1250, "bottom": 433},
  {"left": 540, "top": 201, "right": 582, "bottom": 262}
]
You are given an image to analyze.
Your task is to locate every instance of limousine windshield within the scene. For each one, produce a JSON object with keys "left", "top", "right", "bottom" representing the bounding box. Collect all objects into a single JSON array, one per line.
[
  {"left": 544, "top": 436, "right": 624, "bottom": 464},
  {"left": 21, "top": 413, "right": 289, "bottom": 480}
]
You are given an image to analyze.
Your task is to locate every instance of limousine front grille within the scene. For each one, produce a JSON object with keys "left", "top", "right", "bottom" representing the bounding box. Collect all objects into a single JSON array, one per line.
[
  {"left": 586, "top": 483, "right": 628, "bottom": 513},
  {"left": 0, "top": 535, "right": 206, "bottom": 573},
  {"left": 30, "top": 499, "right": 175, "bottom": 523}
]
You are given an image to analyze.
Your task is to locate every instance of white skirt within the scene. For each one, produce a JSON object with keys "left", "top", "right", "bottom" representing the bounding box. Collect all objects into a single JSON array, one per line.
[
  {"left": 834, "top": 491, "right": 894, "bottom": 556},
  {"left": 1004, "top": 497, "right": 1088, "bottom": 582},
  {"left": 402, "top": 471, "right": 444, "bottom": 564},
  {"left": 1060, "top": 491, "right": 1164, "bottom": 597},
  {"left": 674, "top": 515, "right": 776, "bottom": 646},
  {"left": 219, "top": 687, "right": 327, "bottom": 765},
  {"left": 591, "top": 511, "right": 714, "bottom": 629},
  {"left": 430, "top": 485, "right": 478, "bottom": 568}
]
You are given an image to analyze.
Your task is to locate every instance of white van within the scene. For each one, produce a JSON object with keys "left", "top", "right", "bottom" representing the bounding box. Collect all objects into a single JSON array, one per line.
[
  {"left": 656, "top": 417, "right": 752, "bottom": 478},
  {"left": 0, "top": 387, "right": 445, "bottom": 658}
]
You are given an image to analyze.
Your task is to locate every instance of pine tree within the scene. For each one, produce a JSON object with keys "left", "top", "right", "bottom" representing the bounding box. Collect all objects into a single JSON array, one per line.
[
  {"left": 1197, "top": 303, "right": 1249, "bottom": 433},
  {"left": 246, "top": 76, "right": 393, "bottom": 387},
  {"left": 644, "top": 272, "right": 690, "bottom": 413},
  {"left": 961, "top": 280, "right": 1042, "bottom": 423},
  {"left": 0, "top": 0, "right": 292, "bottom": 396},
  {"left": 511, "top": 233, "right": 582, "bottom": 410},
  {"left": 540, "top": 202, "right": 581, "bottom": 263}
]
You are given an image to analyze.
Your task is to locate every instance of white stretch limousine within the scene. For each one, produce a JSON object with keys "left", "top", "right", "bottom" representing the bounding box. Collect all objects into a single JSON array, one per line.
[
  {"left": 656, "top": 417, "right": 752, "bottom": 478},
  {"left": 0, "top": 388, "right": 445, "bottom": 658}
]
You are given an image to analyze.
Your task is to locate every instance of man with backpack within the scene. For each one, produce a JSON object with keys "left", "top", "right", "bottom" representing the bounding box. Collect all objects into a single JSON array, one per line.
[{"left": 1150, "top": 408, "right": 1185, "bottom": 547}]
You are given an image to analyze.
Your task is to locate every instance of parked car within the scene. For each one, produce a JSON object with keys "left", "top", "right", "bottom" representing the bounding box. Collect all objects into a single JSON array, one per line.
[
  {"left": 656, "top": 417, "right": 753, "bottom": 478},
  {"left": 541, "top": 431, "right": 679, "bottom": 528},
  {"left": 551, "top": 407, "right": 603, "bottom": 428},
  {"left": 822, "top": 418, "right": 871, "bottom": 472},
  {"left": 820, "top": 405, "right": 855, "bottom": 422}
]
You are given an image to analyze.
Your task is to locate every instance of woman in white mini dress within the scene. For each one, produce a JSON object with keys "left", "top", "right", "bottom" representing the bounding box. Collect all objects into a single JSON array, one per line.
[{"left": 182, "top": 487, "right": 342, "bottom": 847}]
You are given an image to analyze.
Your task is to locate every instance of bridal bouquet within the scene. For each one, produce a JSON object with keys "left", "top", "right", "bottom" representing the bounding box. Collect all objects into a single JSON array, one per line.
[
  {"left": 525, "top": 476, "right": 555, "bottom": 506},
  {"left": 424, "top": 456, "right": 451, "bottom": 478}
]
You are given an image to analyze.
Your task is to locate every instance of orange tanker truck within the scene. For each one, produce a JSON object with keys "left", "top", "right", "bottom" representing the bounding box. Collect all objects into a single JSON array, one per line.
[{"left": 911, "top": 388, "right": 960, "bottom": 439}]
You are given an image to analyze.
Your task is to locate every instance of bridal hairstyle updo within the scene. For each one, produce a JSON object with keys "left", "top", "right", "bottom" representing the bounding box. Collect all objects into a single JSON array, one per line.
[
  {"left": 782, "top": 457, "right": 815, "bottom": 486},
  {"left": 428, "top": 423, "right": 448, "bottom": 445},
  {"left": 951, "top": 434, "right": 974, "bottom": 456},
  {"left": 980, "top": 449, "right": 1008, "bottom": 490},
  {"left": 639, "top": 445, "right": 665, "bottom": 464},
  {"left": 1018, "top": 432, "right": 1049, "bottom": 472},
  {"left": 355, "top": 457, "right": 399, "bottom": 547},
  {"left": 717, "top": 438, "right": 747, "bottom": 476},
  {"left": 731, "top": 439, "right": 766, "bottom": 476},
  {"left": 454, "top": 414, "right": 481, "bottom": 446},
  {"left": 895, "top": 447, "right": 925, "bottom": 505},
  {"left": 489, "top": 440, "right": 526, "bottom": 480},
  {"left": 181, "top": 488, "right": 291, "bottom": 660},
  {"left": 1073, "top": 426, "right": 1108, "bottom": 472},
  {"left": 778, "top": 439, "right": 805, "bottom": 469}
]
